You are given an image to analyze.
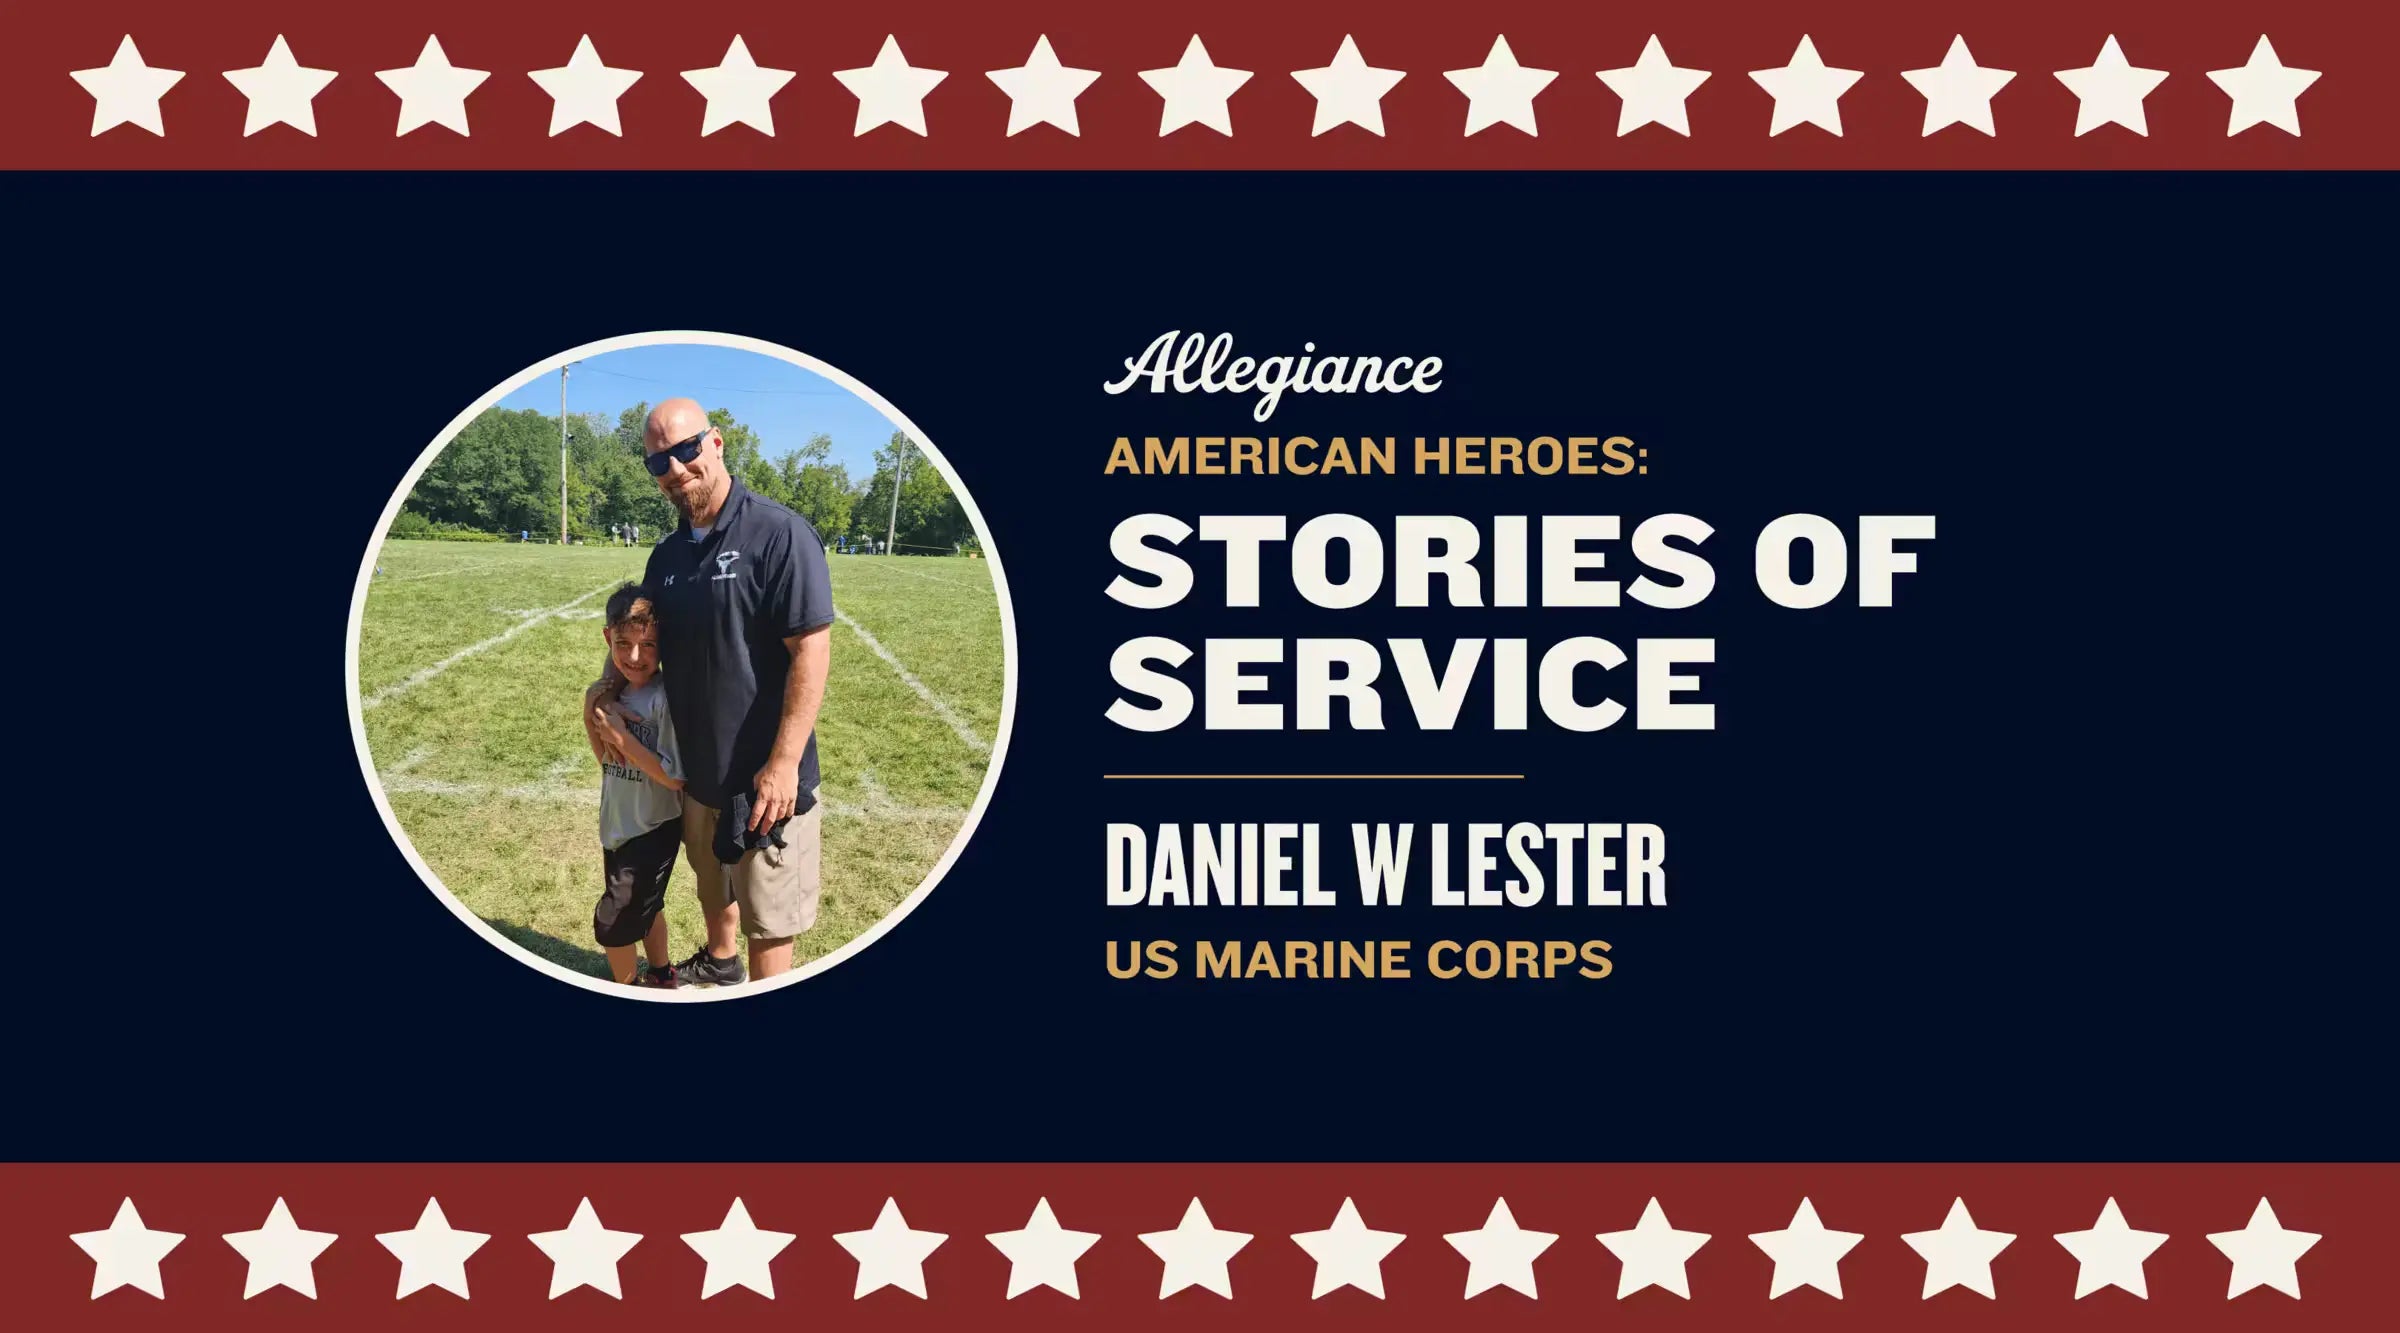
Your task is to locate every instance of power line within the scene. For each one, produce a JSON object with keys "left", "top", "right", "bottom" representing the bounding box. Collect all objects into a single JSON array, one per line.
[{"left": 569, "top": 364, "right": 856, "bottom": 397}]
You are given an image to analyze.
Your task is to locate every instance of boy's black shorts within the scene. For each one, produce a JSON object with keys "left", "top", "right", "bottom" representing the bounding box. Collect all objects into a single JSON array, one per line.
[{"left": 594, "top": 818, "right": 682, "bottom": 948}]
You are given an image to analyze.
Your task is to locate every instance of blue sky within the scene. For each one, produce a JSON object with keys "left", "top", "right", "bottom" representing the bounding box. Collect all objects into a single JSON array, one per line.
[{"left": 496, "top": 342, "right": 903, "bottom": 479}]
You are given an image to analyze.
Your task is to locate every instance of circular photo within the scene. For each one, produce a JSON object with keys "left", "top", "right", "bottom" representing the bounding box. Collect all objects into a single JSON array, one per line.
[{"left": 347, "top": 333, "right": 1012, "bottom": 999}]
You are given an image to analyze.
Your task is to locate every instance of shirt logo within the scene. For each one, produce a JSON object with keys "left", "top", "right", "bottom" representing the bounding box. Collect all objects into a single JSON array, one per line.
[
  {"left": 664, "top": 574, "right": 676, "bottom": 586},
  {"left": 714, "top": 550, "right": 742, "bottom": 581}
]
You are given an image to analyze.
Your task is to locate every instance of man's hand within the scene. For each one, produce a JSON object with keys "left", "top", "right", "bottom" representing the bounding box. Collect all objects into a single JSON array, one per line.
[
  {"left": 591, "top": 704, "right": 638, "bottom": 758},
  {"left": 583, "top": 677, "right": 627, "bottom": 764},
  {"left": 751, "top": 752, "right": 801, "bottom": 832},
  {"left": 752, "top": 626, "right": 829, "bottom": 833}
]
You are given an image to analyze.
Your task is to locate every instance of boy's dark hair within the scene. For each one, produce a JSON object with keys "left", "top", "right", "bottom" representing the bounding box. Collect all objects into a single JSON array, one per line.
[{"left": 604, "top": 582, "right": 656, "bottom": 631}]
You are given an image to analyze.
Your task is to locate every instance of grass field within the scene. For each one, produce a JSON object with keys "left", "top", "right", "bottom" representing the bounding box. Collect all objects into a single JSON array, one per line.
[{"left": 354, "top": 538, "right": 1005, "bottom": 979}]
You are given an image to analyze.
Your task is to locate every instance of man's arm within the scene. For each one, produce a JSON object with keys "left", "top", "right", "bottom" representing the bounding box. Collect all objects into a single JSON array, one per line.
[{"left": 749, "top": 624, "right": 831, "bottom": 832}]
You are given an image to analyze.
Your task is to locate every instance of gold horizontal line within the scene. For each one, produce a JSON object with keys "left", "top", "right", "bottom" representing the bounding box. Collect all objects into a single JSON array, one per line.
[{"left": 1102, "top": 773, "right": 1525, "bottom": 780}]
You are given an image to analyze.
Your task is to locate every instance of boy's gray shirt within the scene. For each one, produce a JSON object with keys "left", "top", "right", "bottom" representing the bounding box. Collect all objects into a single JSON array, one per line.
[{"left": 599, "top": 677, "right": 684, "bottom": 849}]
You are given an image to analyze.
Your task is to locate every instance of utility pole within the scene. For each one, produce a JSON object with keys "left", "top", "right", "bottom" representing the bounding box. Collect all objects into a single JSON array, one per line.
[
  {"left": 884, "top": 437, "right": 912, "bottom": 555},
  {"left": 557, "top": 364, "right": 572, "bottom": 545}
]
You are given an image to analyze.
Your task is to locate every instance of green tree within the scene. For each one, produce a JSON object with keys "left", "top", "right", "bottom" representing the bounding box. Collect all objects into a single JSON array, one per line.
[
  {"left": 402, "top": 402, "right": 804, "bottom": 542},
  {"left": 855, "top": 432, "right": 967, "bottom": 551},
  {"left": 769, "top": 433, "right": 850, "bottom": 538},
  {"left": 745, "top": 454, "right": 789, "bottom": 505},
  {"left": 407, "top": 407, "right": 561, "bottom": 536},
  {"left": 602, "top": 402, "right": 673, "bottom": 535},
  {"left": 710, "top": 408, "right": 764, "bottom": 478},
  {"left": 613, "top": 402, "right": 649, "bottom": 455},
  {"left": 790, "top": 461, "right": 855, "bottom": 539}
]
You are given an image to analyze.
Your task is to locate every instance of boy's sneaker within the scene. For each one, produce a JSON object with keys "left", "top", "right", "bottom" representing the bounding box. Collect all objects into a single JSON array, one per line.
[
  {"left": 636, "top": 962, "right": 681, "bottom": 989},
  {"left": 677, "top": 948, "right": 744, "bottom": 988}
]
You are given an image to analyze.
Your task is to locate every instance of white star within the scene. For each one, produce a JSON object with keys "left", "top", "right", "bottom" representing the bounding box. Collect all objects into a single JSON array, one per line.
[
  {"left": 1595, "top": 1197, "right": 1710, "bottom": 1299},
  {"left": 833, "top": 36, "right": 947, "bottom": 137},
  {"left": 1443, "top": 36, "right": 1557, "bottom": 137},
  {"left": 1443, "top": 1197, "right": 1556, "bottom": 1299},
  {"left": 71, "top": 1198, "right": 183, "bottom": 1300},
  {"left": 1596, "top": 36, "right": 1711, "bottom": 138},
  {"left": 2208, "top": 36, "right": 2320, "bottom": 137},
  {"left": 2053, "top": 1198, "right": 2168, "bottom": 1299},
  {"left": 527, "top": 36, "right": 642, "bottom": 138},
  {"left": 985, "top": 1197, "right": 1101, "bottom": 1299},
  {"left": 2207, "top": 1197, "right": 2320, "bottom": 1299},
  {"left": 681, "top": 1198, "right": 794, "bottom": 1299},
  {"left": 986, "top": 35, "right": 1100, "bottom": 137},
  {"left": 1902, "top": 1198, "right": 2015, "bottom": 1299},
  {"left": 1291, "top": 35, "right": 1406, "bottom": 137},
  {"left": 376, "top": 37, "right": 488, "bottom": 137},
  {"left": 375, "top": 1198, "right": 488, "bottom": 1300},
  {"left": 1140, "top": 36, "right": 1251, "bottom": 137},
  {"left": 832, "top": 1198, "right": 947, "bottom": 1299},
  {"left": 1902, "top": 36, "right": 2016, "bottom": 137},
  {"left": 1139, "top": 1197, "right": 1252, "bottom": 1299},
  {"left": 681, "top": 37, "right": 793, "bottom": 138},
  {"left": 221, "top": 35, "right": 337, "bottom": 138},
  {"left": 70, "top": 36, "right": 184, "bottom": 138},
  {"left": 221, "top": 1198, "right": 338, "bottom": 1300},
  {"left": 526, "top": 1198, "right": 642, "bottom": 1300},
  {"left": 1290, "top": 1197, "right": 1406, "bottom": 1300},
  {"left": 1749, "top": 36, "right": 1862, "bottom": 137},
  {"left": 2054, "top": 36, "right": 2169, "bottom": 137},
  {"left": 1749, "top": 1197, "right": 1863, "bottom": 1299}
]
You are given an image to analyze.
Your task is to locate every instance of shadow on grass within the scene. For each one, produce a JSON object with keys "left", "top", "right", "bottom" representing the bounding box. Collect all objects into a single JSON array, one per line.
[{"left": 483, "top": 918, "right": 609, "bottom": 978}]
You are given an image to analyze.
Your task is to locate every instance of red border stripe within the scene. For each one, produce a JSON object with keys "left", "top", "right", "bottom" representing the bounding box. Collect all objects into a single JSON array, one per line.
[
  {"left": 5, "top": 1, "right": 2390, "bottom": 168},
  {"left": 13, "top": 1162, "right": 2395, "bottom": 1330}
]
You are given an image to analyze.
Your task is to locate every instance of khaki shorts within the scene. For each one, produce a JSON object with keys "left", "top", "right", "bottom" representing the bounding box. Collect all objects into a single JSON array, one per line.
[{"left": 681, "top": 793, "right": 822, "bottom": 940}]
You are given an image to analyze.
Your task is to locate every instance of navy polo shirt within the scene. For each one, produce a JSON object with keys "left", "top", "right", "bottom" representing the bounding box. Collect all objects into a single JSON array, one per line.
[{"left": 644, "top": 479, "right": 835, "bottom": 813}]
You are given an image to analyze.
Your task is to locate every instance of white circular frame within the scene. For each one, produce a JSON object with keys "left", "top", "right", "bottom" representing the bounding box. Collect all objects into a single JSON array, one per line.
[{"left": 344, "top": 331, "right": 1017, "bottom": 1002}]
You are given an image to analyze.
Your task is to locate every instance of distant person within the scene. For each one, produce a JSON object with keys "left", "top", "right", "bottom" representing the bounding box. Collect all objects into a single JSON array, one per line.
[
  {"left": 520, "top": 529, "right": 530, "bottom": 543},
  {"left": 585, "top": 583, "right": 685, "bottom": 988},
  {"left": 583, "top": 397, "right": 833, "bottom": 985}
]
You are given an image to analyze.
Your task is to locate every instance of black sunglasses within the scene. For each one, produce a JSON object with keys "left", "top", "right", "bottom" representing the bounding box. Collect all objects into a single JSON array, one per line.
[{"left": 644, "top": 428, "right": 711, "bottom": 477}]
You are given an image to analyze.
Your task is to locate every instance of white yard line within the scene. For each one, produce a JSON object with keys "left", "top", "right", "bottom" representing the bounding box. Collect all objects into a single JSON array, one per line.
[
  {"left": 378, "top": 561, "right": 497, "bottom": 582},
  {"left": 834, "top": 558, "right": 986, "bottom": 590},
  {"left": 834, "top": 608, "right": 992, "bottom": 754},
  {"left": 387, "top": 748, "right": 433, "bottom": 774},
  {"left": 843, "top": 770, "right": 970, "bottom": 825},
  {"left": 374, "top": 764, "right": 964, "bottom": 823},
  {"left": 380, "top": 770, "right": 561, "bottom": 801},
  {"left": 360, "top": 579, "right": 620, "bottom": 711}
]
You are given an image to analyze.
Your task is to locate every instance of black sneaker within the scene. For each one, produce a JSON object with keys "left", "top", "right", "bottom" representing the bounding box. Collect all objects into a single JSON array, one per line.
[{"left": 677, "top": 947, "right": 744, "bottom": 988}]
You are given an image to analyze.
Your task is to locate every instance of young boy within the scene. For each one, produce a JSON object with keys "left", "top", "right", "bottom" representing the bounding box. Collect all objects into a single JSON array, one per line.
[{"left": 589, "top": 582, "right": 686, "bottom": 987}]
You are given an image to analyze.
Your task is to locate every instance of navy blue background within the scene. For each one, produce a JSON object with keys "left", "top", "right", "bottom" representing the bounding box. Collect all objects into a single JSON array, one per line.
[{"left": 20, "top": 172, "right": 2393, "bottom": 1161}]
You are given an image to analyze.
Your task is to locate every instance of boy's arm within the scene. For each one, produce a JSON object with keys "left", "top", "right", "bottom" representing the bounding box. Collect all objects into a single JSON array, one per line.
[{"left": 594, "top": 704, "right": 682, "bottom": 791}]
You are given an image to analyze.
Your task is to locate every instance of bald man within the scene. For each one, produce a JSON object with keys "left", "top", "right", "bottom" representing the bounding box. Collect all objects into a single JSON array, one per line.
[{"left": 586, "top": 398, "right": 835, "bottom": 984}]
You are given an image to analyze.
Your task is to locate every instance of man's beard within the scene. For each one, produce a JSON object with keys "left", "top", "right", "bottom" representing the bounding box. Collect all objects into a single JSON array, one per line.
[{"left": 667, "top": 479, "right": 702, "bottom": 517}]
